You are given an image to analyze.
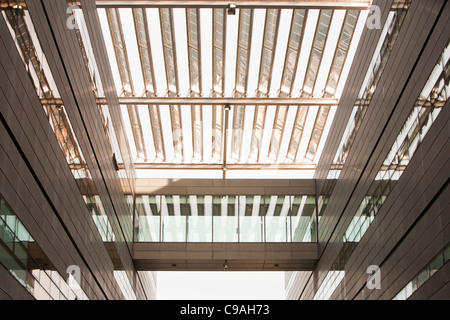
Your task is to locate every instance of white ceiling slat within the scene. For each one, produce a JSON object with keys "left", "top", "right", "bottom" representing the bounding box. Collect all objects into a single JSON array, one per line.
[
  {"left": 286, "top": 105, "right": 308, "bottom": 161},
  {"left": 248, "top": 8, "right": 266, "bottom": 96},
  {"left": 133, "top": 8, "right": 156, "bottom": 94},
  {"left": 145, "top": 8, "right": 168, "bottom": 163},
  {"left": 211, "top": 9, "right": 225, "bottom": 161},
  {"left": 302, "top": 9, "right": 333, "bottom": 97},
  {"left": 249, "top": 8, "right": 280, "bottom": 162},
  {"left": 314, "top": 105, "right": 337, "bottom": 162},
  {"left": 231, "top": 9, "right": 254, "bottom": 161},
  {"left": 268, "top": 105, "right": 288, "bottom": 161},
  {"left": 173, "top": 8, "right": 190, "bottom": 96},
  {"left": 138, "top": 104, "right": 156, "bottom": 162},
  {"left": 269, "top": 9, "right": 304, "bottom": 164},
  {"left": 186, "top": 9, "right": 203, "bottom": 161},
  {"left": 121, "top": 9, "right": 145, "bottom": 95},
  {"left": 181, "top": 105, "right": 194, "bottom": 162},
  {"left": 240, "top": 105, "right": 255, "bottom": 163},
  {"left": 159, "top": 8, "right": 185, "bottom": 161},
  {"left": 296, "top": 105, "right": 319, "bottom": 162},
  {"left": 305, "top": 10, "right": 359, "bottom": 161},
  {"left": 271, "top": 9, "right": 294, "bottom": 97},
  {"left": 291, "top": 9, "right": 319, "bottom": 97},
  {"left": 120, "top": 105, "right": 138, "bottom": 161},
  {"left": 286, "top": 9, "right": 333, "bottom": 163},
  {"left": 201, "top": 106, "right": 213, "bottom": 162},
  {"left": 212, "top": 106, "right": 226, "bottom": 161},
  {"left": 133, "top": 8, "right": 166, "bottom": 161},
  {"left": 106, "top": 8, "right": 148, "bottom": 161},
  {"left": 159, "top": 105, "right": 175, "bottom": 162},
  {"left": 278, "top": 105, "right": 298, "bottom": 162},
  {"left": 259, "top": 105, "right": 276, "bottom": 163}
]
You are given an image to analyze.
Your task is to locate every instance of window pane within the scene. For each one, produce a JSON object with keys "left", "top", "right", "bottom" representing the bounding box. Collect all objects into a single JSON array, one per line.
[
  {"left": 444, "top": 246, "right": 450, "bottom": 263},
  {"left": 417, "top": 267, "right": 430, "bottom": 288},
  {"left": 430, "top": 254, "right": 444, "bottom": 276}
]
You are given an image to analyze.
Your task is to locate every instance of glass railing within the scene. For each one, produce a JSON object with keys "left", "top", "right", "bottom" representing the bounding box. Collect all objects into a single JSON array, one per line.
[{"left": 134, "top": 195, "right": 317, "bottom": 243}]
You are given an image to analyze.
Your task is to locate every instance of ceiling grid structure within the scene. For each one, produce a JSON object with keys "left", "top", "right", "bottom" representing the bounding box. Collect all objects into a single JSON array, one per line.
[{"left": 77, "top": 2, "right": 367, "bottom": 178}]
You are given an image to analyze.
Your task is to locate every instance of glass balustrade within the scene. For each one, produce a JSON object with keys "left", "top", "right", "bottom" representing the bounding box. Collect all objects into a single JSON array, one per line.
[{"left": 135, "top": 195, "right": 317, "bottom": 243}]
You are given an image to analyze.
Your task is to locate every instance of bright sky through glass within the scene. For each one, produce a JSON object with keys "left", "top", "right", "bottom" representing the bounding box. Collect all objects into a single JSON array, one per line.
[{"left": 157, "top": 271, "right": 286, "bottom": 300}]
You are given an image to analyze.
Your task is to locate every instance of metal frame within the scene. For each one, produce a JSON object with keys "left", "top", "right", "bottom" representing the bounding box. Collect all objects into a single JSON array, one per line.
[
  {"left": 71, "top": 1, "right": 372, "bottom": 10},
  {"left": 106, "top": 8, "right": 148, "bottom": 161},
  {"left": 13, "top": 2, "right": 369, "bottom": 172},
  {"left": 186, "top": 8, "right": 203, "bottom": 161},
  {"left": 40, "top": 97, "right": 339, "bottom": 105}
]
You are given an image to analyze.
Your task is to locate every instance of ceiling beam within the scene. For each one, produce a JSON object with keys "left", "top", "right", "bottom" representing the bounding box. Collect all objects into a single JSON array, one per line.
[
  {"left": 41, "top": 96, "right": 339, "bottom": 106},
  {"left": 3, "top": 1, "right": 370, "bottom": 9},
  {"left": 90, "top": 1, "right": 372, "bottom": 10}
]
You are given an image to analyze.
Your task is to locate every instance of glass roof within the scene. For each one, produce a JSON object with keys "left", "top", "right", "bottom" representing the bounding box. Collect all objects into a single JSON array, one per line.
[{"left": 91, "top": 5, "right": 369, "bottom": 178}]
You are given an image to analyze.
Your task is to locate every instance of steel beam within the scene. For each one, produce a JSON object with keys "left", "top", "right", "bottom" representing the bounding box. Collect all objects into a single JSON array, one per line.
[
  {"left": 40, "top": 96, "right": 339, "bottom": 106},
  {"left": 84, "top": 1, "right": 372, "bottom": 10}
]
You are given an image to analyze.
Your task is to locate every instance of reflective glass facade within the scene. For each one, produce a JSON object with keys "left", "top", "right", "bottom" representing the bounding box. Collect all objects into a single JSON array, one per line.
[
  {"left": 0, "top": 196, "right": 88, "bottom": 300},
  {"left": 320, "top": 39, "right": 450, "bottom": 300},
  {"left": 393, "top": 243, "right": 450, "bottom": 300},
  {"left": 317, "top": 0, "right": 412, "bottom": 220}
]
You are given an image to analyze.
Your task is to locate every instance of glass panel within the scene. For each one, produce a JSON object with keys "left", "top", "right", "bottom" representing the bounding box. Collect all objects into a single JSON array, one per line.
[
  {"left": 0, "top": 218, "right": 15, "bottom": 251},
  {"left": 292, "top": 196, "right": 316, "bottom": 242},
  {"left": 0, "top": 245, "right": 26, "bottom": 287},
  {"left": 162, "top": 196, "right": 186, "bottom": 242},
  {"left": 417, "top": 267, "right": 430, "bottom": 288},
  {"left": 302, "top": 10, "right": 332, "bottom": 96},
  {"left": 16, "top": 220, "right": 31, "bottom": 242},
  {"left": 13, "top": 239, "right": 28, "bottom": 267},
  {"left": 136, "top": 195, "right": 161, "bottom": 242},
  {"left": 239, "top": 196, "right": 264, "bottom": 242},
  {"left": 213, "top": 196, "right": 238, "bottom": 242},
  {"left": 187, "top": 196, "right": 212, "bottom": 242},
  {"left": 269, "top": 106, "right": 288, "bottom": 160},
  {"left": 287, "top": 106, "right": 308, "bottom": 160},
  {"left": 213, "top": 9, "right": 225, "bottom": 93},
  {"left": 429, "top": 254, "right": 444, "bottom": 276},
  {"left": 265, "top": 196, "right": 291, "bottom": 242}
]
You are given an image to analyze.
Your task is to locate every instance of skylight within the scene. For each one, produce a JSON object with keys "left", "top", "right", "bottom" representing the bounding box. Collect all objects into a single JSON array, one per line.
[{"left": 93, "top": 5, "right": 368, "bottom": 178}]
